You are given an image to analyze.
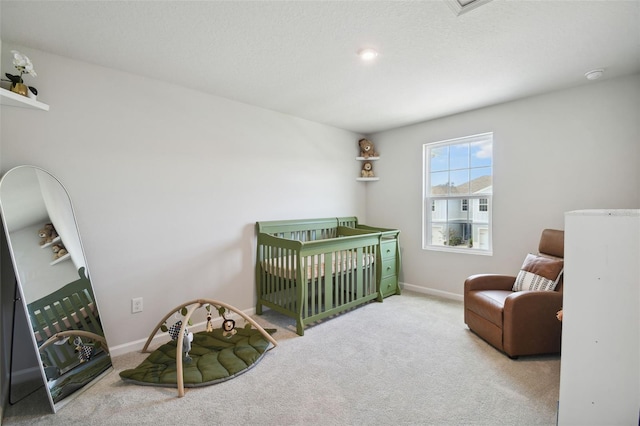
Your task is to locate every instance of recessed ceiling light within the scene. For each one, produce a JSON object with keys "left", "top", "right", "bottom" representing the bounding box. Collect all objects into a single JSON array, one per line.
[
  {"left": 585, "top": 69, "right": 604, "bottom": 81},
  {"left": 357, "top": 48, "right": 378, "bottom": 61}
]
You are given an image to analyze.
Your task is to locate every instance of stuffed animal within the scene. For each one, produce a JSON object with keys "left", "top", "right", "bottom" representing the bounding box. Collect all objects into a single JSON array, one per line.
[
  {"left": 182, "top": 330, "right": 194, "bottom": 363},
  {"left": 38, "top": 223, "right": 58, "bottom": 245},
  {"left": 51, "top": 243, "right": 68, "bottom": 259},
  {"left": 222, "top": 314, "right": 237, "bottom": 338},
  {"left": 206, "top": 311, "right": 214, "bottom": 332},
  {"left": 358, "top": 138, "right": 379, "bottom": 158},
  {"left": 361, "top": 161, "right": 374, "bottom": 178}
]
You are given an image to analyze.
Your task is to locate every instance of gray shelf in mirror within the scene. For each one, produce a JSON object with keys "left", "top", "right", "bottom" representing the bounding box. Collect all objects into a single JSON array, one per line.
[
  {"left": 0, "top": 87, "right": 49, "bottom": 111},
  {"left": 50, "top": 253, "right": 71, "bottom": 266},
  {"left": 41, "top": 236, "right": 62, "bottom": 248}
]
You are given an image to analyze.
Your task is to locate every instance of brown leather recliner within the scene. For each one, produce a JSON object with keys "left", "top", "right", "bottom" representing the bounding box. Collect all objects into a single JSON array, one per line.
[{"left": 464, "top": 229, "right": 564, "bottom": 358}]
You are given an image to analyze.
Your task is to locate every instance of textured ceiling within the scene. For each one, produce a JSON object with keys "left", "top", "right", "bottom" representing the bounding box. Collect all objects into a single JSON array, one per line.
[{"left": 1, "top": 1, "right": 639, "bottom": 134}]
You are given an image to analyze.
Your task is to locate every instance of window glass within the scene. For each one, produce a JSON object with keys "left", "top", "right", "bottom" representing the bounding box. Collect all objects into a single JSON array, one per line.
[
  {"left": 429, "top": 146, "right": 449, "bottom": 172},
  {"left": 423, "top": 133, "right": 493, "bottom": 254}
]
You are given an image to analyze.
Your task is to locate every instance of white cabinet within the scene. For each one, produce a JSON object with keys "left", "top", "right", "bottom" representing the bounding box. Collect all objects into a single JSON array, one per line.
[{"left": 558, "top": 209, "right": 639, "bottom": 425}]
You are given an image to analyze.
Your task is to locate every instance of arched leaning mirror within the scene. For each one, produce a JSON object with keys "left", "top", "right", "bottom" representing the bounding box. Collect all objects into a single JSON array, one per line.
[{"left": 0, "top": 165, "right": 112, "bottom": 413}]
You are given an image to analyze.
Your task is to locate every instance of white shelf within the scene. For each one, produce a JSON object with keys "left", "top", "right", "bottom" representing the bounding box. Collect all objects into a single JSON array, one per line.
[
  {"left": 41, "top": 236, "right": 62, "bottom": 248},
  {"left": 50, "top": 253, "right": 71, "bottom": 266},
  {"left": 356, "top": 156, "right": 380, "bottom": 181},
  {"left": 0, "top": 87, "right": 49, "bottom": 111}
]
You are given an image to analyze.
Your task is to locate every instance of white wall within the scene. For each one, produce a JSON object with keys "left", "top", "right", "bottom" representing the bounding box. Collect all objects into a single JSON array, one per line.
[
  {"left": 0, "top": 43, "right": 367, "bottom": 352},
  {"left": 367, "top": 74, "right": 640, "bottom": 299},
  {"left": 1, "top": 42, "right": 638, "bottom": 366}
]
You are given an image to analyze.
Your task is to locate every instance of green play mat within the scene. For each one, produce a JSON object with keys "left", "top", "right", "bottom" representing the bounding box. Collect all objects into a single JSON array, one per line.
[{"left": 120, "top": 327, "right": 275, "bottom": 387}]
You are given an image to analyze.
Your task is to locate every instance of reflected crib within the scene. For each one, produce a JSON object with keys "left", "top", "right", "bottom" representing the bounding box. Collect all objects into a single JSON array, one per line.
[{"left": 27, "top": 267, "right": 105, "bottom": 375}]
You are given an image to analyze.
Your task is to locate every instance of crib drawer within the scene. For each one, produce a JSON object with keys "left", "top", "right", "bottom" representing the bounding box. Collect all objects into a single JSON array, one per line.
[
  {"left": 380, "top": 240, "right": 397, "bottom": 260},
  {"left": 381, "top": 257, "right": 397, "bottom": 278},
  {"left": 379, "top": 236, "right": 400, "bottom": 298},
  {"left": 380, "top": 276, "right": 398, "bottom": 298}
]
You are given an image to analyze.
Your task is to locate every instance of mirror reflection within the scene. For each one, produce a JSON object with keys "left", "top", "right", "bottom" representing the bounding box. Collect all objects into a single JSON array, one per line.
[{"left": 0, "top": 166, "right": 112, "bottom": 412}]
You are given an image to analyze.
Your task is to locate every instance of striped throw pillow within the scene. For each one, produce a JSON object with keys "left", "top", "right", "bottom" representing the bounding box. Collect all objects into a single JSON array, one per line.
[{"left": 513, "top": 253, "right": 564, "bottom": 292}]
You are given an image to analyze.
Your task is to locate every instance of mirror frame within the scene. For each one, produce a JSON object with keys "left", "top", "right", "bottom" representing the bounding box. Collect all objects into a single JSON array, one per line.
[{"left": 0, "top": 165, "right": 112, "bottom": 412}]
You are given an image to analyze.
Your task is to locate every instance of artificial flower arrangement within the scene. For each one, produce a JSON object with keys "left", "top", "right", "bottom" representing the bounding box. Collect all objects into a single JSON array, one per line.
[{"left": 5, "top": 50, "right": 37, "bottom": 97}]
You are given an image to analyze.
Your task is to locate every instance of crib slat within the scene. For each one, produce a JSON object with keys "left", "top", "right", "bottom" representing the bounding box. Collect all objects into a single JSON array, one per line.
[
  {"left": 323, "top": 252, "right": 333, "bottom": 310},
  {"left": 31, "top": 310, "right": 50, "bottom": 342},
  {"left": 307, "top": 255, "right": 315, "bottom": 317},
  {"left": 356, "top": 247, "right": 362, "bottom": 300}
]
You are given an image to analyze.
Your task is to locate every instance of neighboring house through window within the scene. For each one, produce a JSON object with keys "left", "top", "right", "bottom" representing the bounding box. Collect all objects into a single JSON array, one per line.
[{"left": 423, "top": 132, "right": 493, "bottom": 254}]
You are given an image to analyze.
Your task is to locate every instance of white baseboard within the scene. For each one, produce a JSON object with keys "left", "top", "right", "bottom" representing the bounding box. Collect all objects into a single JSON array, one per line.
[
  {"left": 109, "top": 290, "right": 461, "bottom": 358},
  {"left": 108, "top": 307, "right": 256, "bottom": 357},
  {"left": 400, "top": 282, "right": 463, "bottom": 302}
]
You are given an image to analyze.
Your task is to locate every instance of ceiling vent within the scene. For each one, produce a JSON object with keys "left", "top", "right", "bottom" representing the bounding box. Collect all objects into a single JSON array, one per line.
[{"left": 446, "top": 0, "right": 493, "bottom": 16}]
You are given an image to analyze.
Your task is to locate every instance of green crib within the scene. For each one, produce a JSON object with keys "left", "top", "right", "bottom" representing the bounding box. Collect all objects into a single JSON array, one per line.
[{"left": 255, "top": 217, "right": 400, "bottom": 335}]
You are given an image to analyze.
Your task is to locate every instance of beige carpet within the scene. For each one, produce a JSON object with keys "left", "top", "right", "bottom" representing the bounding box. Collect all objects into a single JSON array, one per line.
[{"left": 3, "top": 291, "right": 560, "bottom": 425}]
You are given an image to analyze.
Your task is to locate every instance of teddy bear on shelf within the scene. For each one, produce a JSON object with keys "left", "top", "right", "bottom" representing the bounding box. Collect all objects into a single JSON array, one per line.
[
  {"left": 358, "top": 138, "right": 379, "bottom": 158},
  {"left": 51, "top": 243, "right": 68, "bottom": 260},
  {"left": 361, "top": 161, "right": 374, "bottom": 178},
  {"left": 38, "top": 223, "right": 58, "bottom": 245}
]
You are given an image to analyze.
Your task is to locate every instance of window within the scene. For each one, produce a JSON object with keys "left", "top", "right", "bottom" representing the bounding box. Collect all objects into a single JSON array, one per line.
[{"left": 423, "top": 132, "right": 493, "bottom": 254}]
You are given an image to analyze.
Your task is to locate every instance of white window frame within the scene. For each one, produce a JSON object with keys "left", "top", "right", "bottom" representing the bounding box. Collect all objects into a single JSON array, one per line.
[{"left": 422, "top": 132, "right": 493, "bottom": 255}]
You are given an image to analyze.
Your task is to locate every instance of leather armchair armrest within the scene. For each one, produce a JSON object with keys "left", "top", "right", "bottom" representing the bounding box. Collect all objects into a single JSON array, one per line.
[
  {"left": 503, "top": 290, "right": 564, "bottom": 356},
  {"left": 504, "top": 290, "right": 563, "bottom": 318},
  {"left": 464, "top": 274, "right": 516, "bottom": 293}
]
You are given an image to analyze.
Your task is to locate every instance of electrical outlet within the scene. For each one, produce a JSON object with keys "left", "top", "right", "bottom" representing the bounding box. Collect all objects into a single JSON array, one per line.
[{"left": 132, "top": 297, "right": 143, "bottom": 313}]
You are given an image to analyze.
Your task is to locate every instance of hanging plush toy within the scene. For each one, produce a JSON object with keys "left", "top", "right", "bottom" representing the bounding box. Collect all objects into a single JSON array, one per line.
[
  {"left": 182, "top": 330, "right": 194, "bottom": 363},
  {"left": 167, "top": 320, "right": 183, "bottom": 340},
  {"left": 74, "top": 336, "right": 95, "bottom": 363},
  {"left": 221, "top": 313, "right": 237, "bottom": 338},
  {"left": 206, "top": 311, "right": 214, "bottom": 332}
]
